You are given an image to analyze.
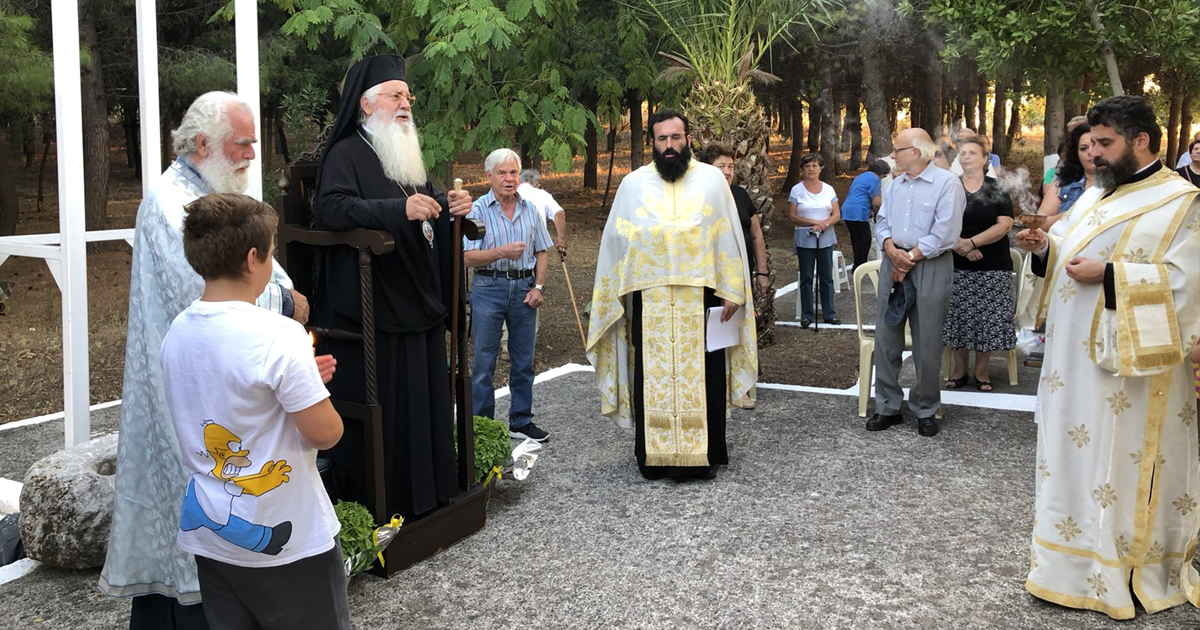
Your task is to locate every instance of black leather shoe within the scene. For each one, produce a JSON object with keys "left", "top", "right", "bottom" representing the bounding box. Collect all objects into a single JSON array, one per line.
[
  {"left": 918, "top": 417, "right": 940, "bottom": 437},
  {"left": 865, "top": 413, "right": 903, "bottom": 431}
]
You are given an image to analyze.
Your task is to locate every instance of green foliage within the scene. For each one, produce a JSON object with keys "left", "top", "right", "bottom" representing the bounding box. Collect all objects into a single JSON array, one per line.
[
  {"left": 0, "top": 7, "right": 52, "bottom": 120},
  {"left": 260, "top": 0, "right": 600, "bottom": 174},
  {"left": 919, "top": 0, "right": 1200, "bottom": 87},
  {"left": 625, "top": 0, "right": 833, "bottom": 86},
  {"left": 281, "top": 83, "right": 332, "bottom": 157},
  {"left": 472, "top": 415, "right": 510, "bottom": 483},
  {"left": 333, "top": 500, "right": 377, "bottom": 561}
]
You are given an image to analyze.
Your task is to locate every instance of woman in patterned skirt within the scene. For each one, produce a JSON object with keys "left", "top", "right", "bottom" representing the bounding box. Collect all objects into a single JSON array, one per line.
[{"left": 943, "top": 137, "right": 1015, "bottom": 392}]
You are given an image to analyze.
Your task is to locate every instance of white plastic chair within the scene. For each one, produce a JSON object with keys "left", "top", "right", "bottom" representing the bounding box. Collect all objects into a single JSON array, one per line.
[{"left": 940, "top": 248, "right": 1023, "bottom": 387}]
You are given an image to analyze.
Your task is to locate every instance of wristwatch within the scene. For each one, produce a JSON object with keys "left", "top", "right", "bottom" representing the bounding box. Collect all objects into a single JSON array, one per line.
[{"left": 534, "top": 283, "right": 545, "bottom": 292}]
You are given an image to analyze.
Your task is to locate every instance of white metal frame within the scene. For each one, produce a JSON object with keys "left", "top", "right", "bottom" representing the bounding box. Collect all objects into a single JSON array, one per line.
[{"left": 0, "top": 0, "right": 261, "bottom": 447}]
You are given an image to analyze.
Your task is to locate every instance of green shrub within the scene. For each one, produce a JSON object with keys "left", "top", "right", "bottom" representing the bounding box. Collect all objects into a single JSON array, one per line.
[
  {"left": 333, "top": 500, "right": 376, "bottom": 562},
  {"left": 473, "top": 415, "right": 511, "bottom": 483}
]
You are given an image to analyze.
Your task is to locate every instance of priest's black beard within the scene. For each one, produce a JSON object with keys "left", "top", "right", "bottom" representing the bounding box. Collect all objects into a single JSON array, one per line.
[
  {"left": 652, "top": 144, "right": 691, "bottom": 183},
  {"left": 1093, "top": 144, "right": 1140, "bottom": 188}
]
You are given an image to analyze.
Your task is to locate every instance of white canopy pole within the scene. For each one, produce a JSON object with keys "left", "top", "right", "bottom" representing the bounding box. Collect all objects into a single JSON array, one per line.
[
  {"left": 234, "top": 0, "right": 263, "bottom": 200},
  {"left": 49, "top": 0, "right": 91, "bottom": 447},
  {"left": 135, "top": 0, "right": 161, "bottom": 194}
]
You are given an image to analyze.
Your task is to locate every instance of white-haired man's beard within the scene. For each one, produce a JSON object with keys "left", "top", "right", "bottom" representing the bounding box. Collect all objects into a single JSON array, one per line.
[
  {"left": 195, "top": 149, "right": 250, "bottom": 194},
  {"left": 364, "top": 108, "right": 427, "bottom": 187}
]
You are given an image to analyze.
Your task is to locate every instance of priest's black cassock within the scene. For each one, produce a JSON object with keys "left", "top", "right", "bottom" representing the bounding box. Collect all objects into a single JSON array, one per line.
[{"left": 312, "top": 54, "right": 458, "bottom": 518}]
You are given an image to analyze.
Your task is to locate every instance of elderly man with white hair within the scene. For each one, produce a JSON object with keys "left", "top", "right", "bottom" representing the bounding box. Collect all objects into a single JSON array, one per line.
[
  {"left": 866, "top": 127, "right": 965, "bottom": 438},
  {"left": 311, "top": 54, "right": 473, "bottom": 523},
  {"left": 99, "top": 91, "right": 317, "bottom": 629},
  {"left": 465, "top": 148, "right": 554, "bottom": 442}
]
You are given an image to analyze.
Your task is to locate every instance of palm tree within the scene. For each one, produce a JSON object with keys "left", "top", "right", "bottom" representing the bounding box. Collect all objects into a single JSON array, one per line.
[{"left": 631, "top": 0, "right": 830, "bottom": 346}]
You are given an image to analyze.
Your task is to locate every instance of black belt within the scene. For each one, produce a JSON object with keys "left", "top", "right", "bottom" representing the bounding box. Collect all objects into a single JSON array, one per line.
[{"left": 475, "top": 268, "right": 534, "bottom": 279}]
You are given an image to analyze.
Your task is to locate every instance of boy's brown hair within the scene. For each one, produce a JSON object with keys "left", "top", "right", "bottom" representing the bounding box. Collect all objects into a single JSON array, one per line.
[{"left": 182, "top": 193, "right": 277, "bottom": 280}]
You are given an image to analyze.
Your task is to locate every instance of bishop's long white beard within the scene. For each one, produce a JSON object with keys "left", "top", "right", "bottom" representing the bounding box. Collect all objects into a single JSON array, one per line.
[
  {"left": 194, "top": 149, "right": 250, "bottom": 194},
  {"left": 364, "top": 110, "right": 427, "bottom": 188}
]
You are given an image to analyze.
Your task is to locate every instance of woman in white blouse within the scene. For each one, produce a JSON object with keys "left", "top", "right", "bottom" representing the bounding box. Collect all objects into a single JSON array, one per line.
[{"left": 788, "top": 153, "right": 841, "bottom": 327}]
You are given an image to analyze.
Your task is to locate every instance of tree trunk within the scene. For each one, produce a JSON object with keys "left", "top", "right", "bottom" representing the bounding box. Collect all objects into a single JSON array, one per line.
[
  {"left": 601, "top": 125, "right": 618, "bottom": 210},
  {"left": 921, "top": 34, "right": 943, "bottom": 137},
  {"left": 964, "top": 73, "right": 977, "bottom": 131},
  {"left": 782, "top": 99, "right": 805, "bottom": 193},
  {"left": 1166, "top": 77, "right": 1183, "bottom": 168},
  {"left": 1044, "top": 74, "right": 1065, "bottom": 156},
  {"left": 628, "top": 91, "right": 643, "bottom": 170},
  {"left": 1005, "top": 85, "right": 1020, "bottom": 158},
  {"left": 627, "top": 94, "right": 644, "bottom": 169},
  {"left": 1178, "top": 91, "right": 1194, "bottom": 159},
  {"left": 80, "top": 0, "right": 110, "bottom": 236},
  {"left": 846, "top": 90, "right": 863, "bottom": 171},
  {"left": 645, "top": 100, "right": 655, "bottom": 148},
  {"left": 1084, "top": 0, "right": 1124, "bottom": 96},
  {"left": 21, "top": 117, "right": 37, "bottom": 168},
  {"left": 991, "top": 80, "right": 1007, "bottom": 153},
  {"left": 0, "top": 133, "right": 20, "bottom": 236},
  {"left": 275, "top": 116, "right": 291, "bottom": 165},
  {"left": 977, "top": 77, "right": 988, "bottom": 133},
  {"left": 861, "top": 48, "right": 893, "bottom": 162},
  {"left": 582, "top": 93, "right": 600, "bottom": 189},
  {"left": 122, "top": 106, "right": 137, "bottom": 169},
  {"left": 261, "top": 111, "right": 274, "bottom": 173},
  {"left": 807, "top": 99, "right": 822, "bottom": 153},
  {"left": 819, "top": 71, "right": 838, "bottom": 184}
]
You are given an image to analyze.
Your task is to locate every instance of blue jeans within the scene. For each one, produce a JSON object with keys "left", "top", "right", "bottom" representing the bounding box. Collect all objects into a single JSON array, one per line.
[
  {"left": 471, "top": 275, "right": 538, "bottom": 428},
  {"left": 797, "top": 246, "right": 837, "bottom": 321}
]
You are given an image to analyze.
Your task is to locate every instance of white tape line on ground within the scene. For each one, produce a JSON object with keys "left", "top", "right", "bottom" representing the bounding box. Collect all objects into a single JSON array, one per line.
[
  {"left": 484, "top": 363, "right": 597, "bottom": 402},
  {"left": 775, "top": 281, "right": 798, "bottom": 298},
  {"left": 777, "top": 321, "right": 872, "bottom": 331},
  {"left": 1, "top": 399, "right": 123, "bottom": 432},
  {"left": 0, "top": 559, "right": 41, "bottom": 587}
]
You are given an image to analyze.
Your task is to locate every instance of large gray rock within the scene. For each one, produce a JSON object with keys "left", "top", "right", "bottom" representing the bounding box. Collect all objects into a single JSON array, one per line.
[{"left": 19, "top": 433, "right": 118, "bottom": 569}]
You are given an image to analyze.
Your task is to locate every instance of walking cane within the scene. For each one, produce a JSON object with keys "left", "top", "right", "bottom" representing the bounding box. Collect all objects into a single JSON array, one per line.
[
  {"left": 559, "top": 249, "right": 588, "bottom": 351},
  {"left": 449, "top": 178, "right": 464, "bottom": 425},
  {"left": 812, "top": 227, "right": 820, "bottom": 334}
]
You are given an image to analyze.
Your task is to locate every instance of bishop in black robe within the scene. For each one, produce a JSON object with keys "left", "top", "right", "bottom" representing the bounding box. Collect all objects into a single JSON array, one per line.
[{"left": 312, "top": 54, "right": 469, "bottom": 517}]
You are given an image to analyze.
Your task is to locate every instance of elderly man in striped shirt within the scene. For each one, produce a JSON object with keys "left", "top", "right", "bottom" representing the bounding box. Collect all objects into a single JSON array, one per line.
[{"left": 465, "top": 148, "right": 555, "bottom": 442}]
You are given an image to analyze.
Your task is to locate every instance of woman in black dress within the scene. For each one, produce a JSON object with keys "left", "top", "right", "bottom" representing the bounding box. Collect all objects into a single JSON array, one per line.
[
  {"left": 1176, "top": 139, "right": 1200, "bottom": 187},
  {"left": 699, "top": 144, "right": 769, "bottom": 408},
  {"left": 943, "top": 137, "right": 1016, "bottom": 392},
  {"left": 698, "top": 144, "right": 770, "bottom": 294}
]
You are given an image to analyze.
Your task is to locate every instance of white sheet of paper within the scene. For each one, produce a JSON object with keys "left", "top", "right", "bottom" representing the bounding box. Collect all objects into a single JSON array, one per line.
[{"left": 705, "top": 306, "right": 743, "bottom": 352}]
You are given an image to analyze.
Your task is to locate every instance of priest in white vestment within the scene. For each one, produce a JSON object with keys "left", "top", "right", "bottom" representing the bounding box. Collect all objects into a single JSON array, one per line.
[
  {"left": 1017, "top": 95, "right": 1200, "bottom": 620},
  {"left": 587, "top": 109, "right": 756, "bottom": 480}
]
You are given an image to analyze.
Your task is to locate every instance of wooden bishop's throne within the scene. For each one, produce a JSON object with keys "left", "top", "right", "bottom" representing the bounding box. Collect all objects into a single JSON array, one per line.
[{"left": 273, "top": 159, "right": 488, "bottom": 577}]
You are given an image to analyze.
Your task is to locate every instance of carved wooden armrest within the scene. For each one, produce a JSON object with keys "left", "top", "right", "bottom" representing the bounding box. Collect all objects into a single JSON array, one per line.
[{"left": 278, "top": 225, "right": 395, "bottom": 256}]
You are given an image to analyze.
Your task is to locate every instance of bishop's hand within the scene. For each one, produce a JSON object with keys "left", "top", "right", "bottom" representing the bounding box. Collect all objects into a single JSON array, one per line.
[
  {"left": 406, "top": 193, "right": 442, "bottom": 221},
  {"left": 447, "top": 189, "right": 473, "bottom": 217}
]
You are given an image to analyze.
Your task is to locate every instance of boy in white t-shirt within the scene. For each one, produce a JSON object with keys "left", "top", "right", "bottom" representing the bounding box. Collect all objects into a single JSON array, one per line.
[{"left": 161, "top": 193, "right": 349, "bottom": 630}]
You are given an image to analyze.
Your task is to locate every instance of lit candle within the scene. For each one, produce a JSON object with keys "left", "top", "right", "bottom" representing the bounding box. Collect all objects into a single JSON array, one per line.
[{"left": 309, "top": 331, "right": 317, "bottom": 357}]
